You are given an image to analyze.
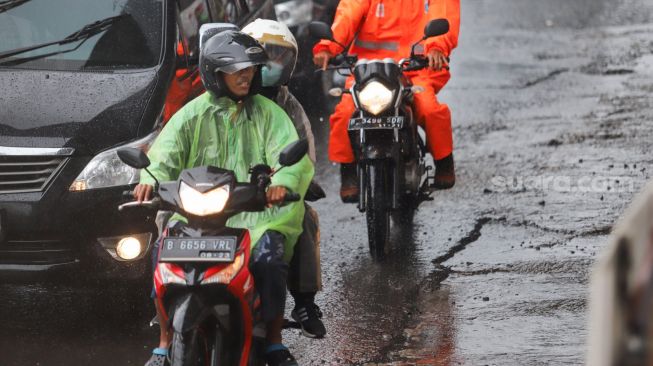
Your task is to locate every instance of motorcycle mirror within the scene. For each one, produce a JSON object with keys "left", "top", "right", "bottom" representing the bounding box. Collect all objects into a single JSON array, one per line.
[
  {"left": 117, "top": 147, "right": 150, "bottom": 169},
  {"left": 424, "top": 19, "right": 450, "bottom": 38},
  {"left": 279, "top": 139, "right": 308, "bottom": 167},
  {"left": 308, "top": 21, "right": 334, "bottom": 41}
]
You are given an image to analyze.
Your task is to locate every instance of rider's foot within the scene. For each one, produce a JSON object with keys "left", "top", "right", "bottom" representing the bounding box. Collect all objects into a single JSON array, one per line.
[
  {"left": 432, "top": 153, "right": 455, "bottom": 190},
  {"left": 340, "top": 162, "right": 359, "bottom": 203},
  {"left": 265, "top": 344, "right": 298, "bottom": 366},
  {"left": 291, "top": 302, "right": 326, "bottom": 338},
  {"left": 144, "top": 348, "right": 168, "bottom": 366}
]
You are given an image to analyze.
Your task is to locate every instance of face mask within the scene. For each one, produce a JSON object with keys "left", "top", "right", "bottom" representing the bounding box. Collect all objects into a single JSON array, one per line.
[{"left": 261, "top": 61, "right": 284, "bottom": 87}]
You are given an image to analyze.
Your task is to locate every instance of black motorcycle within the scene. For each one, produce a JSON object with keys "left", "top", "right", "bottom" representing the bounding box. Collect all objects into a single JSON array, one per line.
[{"left": 310, "top": 19, "right": 450, "bottom": 260}]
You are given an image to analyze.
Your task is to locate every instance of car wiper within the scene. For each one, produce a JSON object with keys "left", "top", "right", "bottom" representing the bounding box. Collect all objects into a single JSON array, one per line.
[
  {"left": 0, "top": 14, "right": 126, "bottom": 63},
  {"left": 0, "top": 0, "right": 32, "bottom": 14}
]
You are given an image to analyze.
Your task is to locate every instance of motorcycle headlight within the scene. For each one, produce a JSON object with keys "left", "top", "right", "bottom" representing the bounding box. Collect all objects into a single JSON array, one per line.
[
  {"left": 357, "top": 81, "right": 395, "bottom": 115},
  {"left": 179, "top": 182, "right": 230, "bottom": 216},
  {"left": 69, "top": 131, "right": 158, "bottom": 191},
  {"left": 274, "top": 0, "right": 313, "bottom": 28}
]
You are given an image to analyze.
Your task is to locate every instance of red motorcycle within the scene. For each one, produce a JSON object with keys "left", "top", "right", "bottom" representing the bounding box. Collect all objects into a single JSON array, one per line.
[{"left": 117, "top": 140, "right": 307, "bottom": 366}]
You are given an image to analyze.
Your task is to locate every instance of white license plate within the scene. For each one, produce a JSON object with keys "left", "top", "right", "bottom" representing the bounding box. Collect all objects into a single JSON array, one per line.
[
  {"left": 160, "top": 236, "right": 237, "bottom": 262},
  {"left": 348, "top": 116, "right": 404, "bottom": 130}
]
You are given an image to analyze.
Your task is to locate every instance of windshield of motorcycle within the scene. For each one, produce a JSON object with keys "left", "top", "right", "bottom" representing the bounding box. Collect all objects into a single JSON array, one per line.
[
  {"left": 0, "top": 0, "right": 163, "bottom": 70},
  {"left": 353, "top": 59, "right": 402, "bottom": 90}
]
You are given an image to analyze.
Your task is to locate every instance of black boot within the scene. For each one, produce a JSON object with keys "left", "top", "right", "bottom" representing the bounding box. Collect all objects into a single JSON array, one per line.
[
  {"left": 339, "top": 162, "right": 359, "bottom": 203},
  {"left": 432, "top": 154, "right": 455, "bottom": 190}
]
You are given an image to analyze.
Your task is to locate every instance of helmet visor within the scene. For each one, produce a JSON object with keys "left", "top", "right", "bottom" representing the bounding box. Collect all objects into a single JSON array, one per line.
[
  {"left": 218, "top": 60, "right": 264, "bottom": 75},
  {"left": 260, "top": 43, "right": 296, "bottom": 86}
]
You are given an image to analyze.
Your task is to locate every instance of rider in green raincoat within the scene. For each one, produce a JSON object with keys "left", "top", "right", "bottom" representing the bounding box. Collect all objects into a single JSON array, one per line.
[
  {"left": 137, "top": 31, "right": 311, "bottom": 366},
  {"left": 140, "top": 92, "right": 313, "bottom": 262}
]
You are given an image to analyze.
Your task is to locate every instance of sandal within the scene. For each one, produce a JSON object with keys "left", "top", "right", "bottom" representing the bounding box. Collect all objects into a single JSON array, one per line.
[{"left": 144, "top": 348, "right": 168, "bottom": 366}]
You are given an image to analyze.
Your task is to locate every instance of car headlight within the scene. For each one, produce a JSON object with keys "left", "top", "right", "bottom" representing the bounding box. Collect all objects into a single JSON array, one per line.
[
  {"left": 179, "top": 182, "right": 230, "bottom": 216},
  {"left": 274, "top": 0, "right": 313, "bottom": 28},
  {"left": 69, "top": 131, "right": 158, "bottom": 191},
  {"left": 357, "top": 81, "right": 395, "bottom": 115}
]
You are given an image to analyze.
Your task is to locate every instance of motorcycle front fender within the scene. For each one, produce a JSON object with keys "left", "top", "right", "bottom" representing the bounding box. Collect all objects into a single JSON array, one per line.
[
  {"left": 170, "top": 292, "right": 211, "bottom": 334},
  {"left": 361, "top": 143, "right": 395, "bottom": 160}
]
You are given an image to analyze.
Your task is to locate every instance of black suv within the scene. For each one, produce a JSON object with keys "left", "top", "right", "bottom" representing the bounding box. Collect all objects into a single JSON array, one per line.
[{"left": 0, "top": 0, "right": 275, "bottom": 279}]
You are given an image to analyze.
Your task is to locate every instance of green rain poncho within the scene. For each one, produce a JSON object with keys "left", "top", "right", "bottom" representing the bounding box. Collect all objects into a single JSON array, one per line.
[{"left": 140, "top": 93, "right": 314, "bottom": 262}]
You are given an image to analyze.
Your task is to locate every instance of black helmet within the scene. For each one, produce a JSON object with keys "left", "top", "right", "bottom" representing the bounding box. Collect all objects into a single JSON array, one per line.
[{"left": 199, "top": 30, "right": 268, "bottom": 101}]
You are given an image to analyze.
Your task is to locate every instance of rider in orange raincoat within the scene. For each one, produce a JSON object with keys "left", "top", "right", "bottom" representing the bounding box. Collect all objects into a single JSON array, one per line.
[{"left": 313, "top": 0, "right": 460, "bottom": 202}]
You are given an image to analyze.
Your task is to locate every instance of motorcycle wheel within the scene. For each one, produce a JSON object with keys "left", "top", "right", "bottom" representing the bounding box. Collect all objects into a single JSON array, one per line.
[
  {"left": 170, "top": 330, "right": 206, "bottom": 366},
  {"left": 392, "top": 204, "right": 416, "bottom": 227},
  {"left": 366, "top": 161, "right": 391, "bottom": 261}
]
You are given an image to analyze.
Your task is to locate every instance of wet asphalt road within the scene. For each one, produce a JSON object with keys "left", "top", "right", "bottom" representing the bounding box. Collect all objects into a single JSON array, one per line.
[{"left": 3, "top": 0, "right": 653, "bottom": 365}]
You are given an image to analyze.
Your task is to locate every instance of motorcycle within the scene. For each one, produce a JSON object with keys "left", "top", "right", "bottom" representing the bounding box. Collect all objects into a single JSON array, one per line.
[
  {"left": 117, "top": 140, "right": 308, "bottom": 366},
  {"left": 309, "top": 19, "right": 450, "bottom": 260}
]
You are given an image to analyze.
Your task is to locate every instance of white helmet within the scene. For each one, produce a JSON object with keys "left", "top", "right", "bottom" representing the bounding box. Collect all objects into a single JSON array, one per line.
[{"left": 242, "top": 19, "right": 298, "bottom": 87}]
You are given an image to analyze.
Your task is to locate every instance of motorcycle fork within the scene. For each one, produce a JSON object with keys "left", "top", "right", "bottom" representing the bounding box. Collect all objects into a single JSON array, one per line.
[{"left": 356, "top": 129, "right": 401, "bottom": 213}]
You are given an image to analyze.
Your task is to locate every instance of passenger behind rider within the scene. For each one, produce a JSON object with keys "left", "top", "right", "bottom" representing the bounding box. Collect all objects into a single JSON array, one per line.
[
  {"left": 135, "top": 30, "right": 312, "bottom": 366},
  {"left": 312, "top": 0, "right": 461, "bottom": 202},
  {"left": 242, "top": 18, "right": 326, "bottom": 340}
]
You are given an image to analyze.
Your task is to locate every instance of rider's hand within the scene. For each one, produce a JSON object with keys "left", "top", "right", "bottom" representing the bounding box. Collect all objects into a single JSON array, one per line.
[
  {"left": 266, "top": 185, "right": 289, "bottom": 207},
  {"left": 133, "top": 184, "right": 153, "bottom": 203},
  {"left": 427, "top": 49, "right": 448, "bottom": 71},
  {"left": 313, "top": 51, "right": 332, "bottom": 71}
]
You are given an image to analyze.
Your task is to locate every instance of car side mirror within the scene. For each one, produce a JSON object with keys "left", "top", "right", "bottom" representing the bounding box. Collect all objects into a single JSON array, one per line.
[
  {"left": 424, "top": 19, "right": 450, "bottom": 38},
  {"left": 117, "top": 148, "right": 150, "bottom": 169},
  {"left": 279, "top": 139, "right": 308, "bottom": 167},
  {"left": 309, "top": 21, "right": 334, "bottom": 41}
]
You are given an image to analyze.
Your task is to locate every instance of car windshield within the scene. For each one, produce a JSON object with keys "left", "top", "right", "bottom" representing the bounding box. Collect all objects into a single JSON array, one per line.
[{"left": 0, "top": 0, "right": 164, "bottom": 70}]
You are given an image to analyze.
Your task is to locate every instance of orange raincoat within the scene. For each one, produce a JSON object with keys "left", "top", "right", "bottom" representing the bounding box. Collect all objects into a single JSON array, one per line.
[
  {"left": 313, "top": 0, "right": 460, "bottom": 162},
  {"left": 163, "top": 43, "right": 204, "bottom": 123}
]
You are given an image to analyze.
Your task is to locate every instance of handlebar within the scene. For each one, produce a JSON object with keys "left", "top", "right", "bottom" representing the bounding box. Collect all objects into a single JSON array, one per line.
[
  {"left": 319, "top": 53, "right": 450, "bottom": 73},
  {"left": 328, "top": 54, "right": 342, "bottom": 66},
  {"left": 402, "top": 55, "right": 450, "bottom": 72},
  {"left": 118, "top": 197, "right": 160, "bottom": 211},
  {"left": 283, "top": 192, "right": 301, "bottom": 203}
]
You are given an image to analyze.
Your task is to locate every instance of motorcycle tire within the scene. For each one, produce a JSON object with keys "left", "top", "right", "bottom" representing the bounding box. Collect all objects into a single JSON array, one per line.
[
  {"left": 170, "top": 330, "right": 205, "bottom": 366},
  {"left": 392, "top": 205, "right": 416, "bottom": 228},
  {"left": 366, "top": 161, "right": 391, "bottom": 261}
]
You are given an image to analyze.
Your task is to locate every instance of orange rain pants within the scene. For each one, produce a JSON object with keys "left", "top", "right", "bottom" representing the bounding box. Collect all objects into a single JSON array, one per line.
[{"left": 313, "top": 0, "right": 460, "bottom": 163}]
